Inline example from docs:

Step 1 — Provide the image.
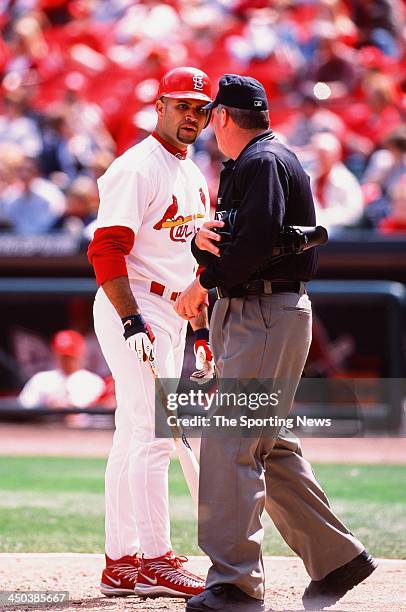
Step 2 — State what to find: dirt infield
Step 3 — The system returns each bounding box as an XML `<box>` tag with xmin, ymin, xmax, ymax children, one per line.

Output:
<box><xmin>1</xmin><ymin>423</ymin><xmax>406</xmax><ymax>464</ymax></box>
<box><xmin>1</xmin><ymin>425</ymin><xmax>405</xmax><ymax>610</ymax></box>
<box><xmin>0</xmin><ymin>554</ymin><xmax>404</xmax><ymax>611</ymax></box>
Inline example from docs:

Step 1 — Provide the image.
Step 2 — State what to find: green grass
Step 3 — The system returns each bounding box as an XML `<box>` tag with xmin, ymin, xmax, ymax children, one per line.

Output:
<box><xmin>0</xmin><ymin>457</ymin><xmax>405</xmax><ymax>558</ymax></box>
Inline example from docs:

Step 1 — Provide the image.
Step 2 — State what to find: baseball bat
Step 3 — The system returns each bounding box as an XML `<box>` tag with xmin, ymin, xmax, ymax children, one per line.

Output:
<box><xmin>153</xmin><ymin>371</ymin><xmax>199</xmax><ymax>508</ymax></box>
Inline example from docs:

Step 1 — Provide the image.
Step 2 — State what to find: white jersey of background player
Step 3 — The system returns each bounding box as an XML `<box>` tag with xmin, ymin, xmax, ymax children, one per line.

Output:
<box><xmin>88</xmin><ymin>67</ymin><xmax>214</xmax><ymax>600</ymax></box>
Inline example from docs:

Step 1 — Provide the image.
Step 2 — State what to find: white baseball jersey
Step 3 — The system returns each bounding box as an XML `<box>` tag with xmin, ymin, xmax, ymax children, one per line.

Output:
<box><xmin>96</xmin><ymin>134</ymin><xmax>210</xmax><ymax>292</ymax></box>
<box><xmin>19</xmin><ymin>369</ymin><xmax>105</xmax><ymax>408</ymax></box>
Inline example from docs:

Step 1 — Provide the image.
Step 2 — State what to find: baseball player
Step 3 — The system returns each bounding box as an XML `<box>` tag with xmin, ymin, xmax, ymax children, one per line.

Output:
<box><xmin>19</xmin><ymin>330</ymin><xmax>105</xmax><ymax>415</ymax></box>
<box><xmin>87</xmin><ymin>67</ymin><xmax>214</xmax><ymax>600</ymax></box>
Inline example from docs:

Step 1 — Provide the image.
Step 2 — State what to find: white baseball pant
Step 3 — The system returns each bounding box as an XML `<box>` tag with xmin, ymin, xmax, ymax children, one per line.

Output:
<box><xmin>93</xmin><ymin>280</ymin><xmax>187</xmax><ymax>559</ymax></box>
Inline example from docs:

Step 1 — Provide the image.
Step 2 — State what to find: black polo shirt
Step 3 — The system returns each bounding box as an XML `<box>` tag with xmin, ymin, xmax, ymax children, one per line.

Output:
<box><xmin>193</xmin><ymin>131</ymin><xmax>318</xmax><ymax>290</ymax></box>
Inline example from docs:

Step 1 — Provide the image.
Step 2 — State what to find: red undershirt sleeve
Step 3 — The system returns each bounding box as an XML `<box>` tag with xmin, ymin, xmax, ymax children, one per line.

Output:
<box><xmin>87</xmin><ymin>226</ymin><xmax>135</xmax><ymax>286</ymax></box>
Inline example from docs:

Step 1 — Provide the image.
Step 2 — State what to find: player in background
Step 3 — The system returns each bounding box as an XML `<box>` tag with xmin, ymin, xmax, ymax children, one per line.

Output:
<box><xmin>88</xmin><ymin>67</ymin><xmax>214</xmax><ymax>600</ymax></box>
<box><xmin>19</xmin><ymin>329</ymin><xmax>105</xmax><ymax>426</ymax></box>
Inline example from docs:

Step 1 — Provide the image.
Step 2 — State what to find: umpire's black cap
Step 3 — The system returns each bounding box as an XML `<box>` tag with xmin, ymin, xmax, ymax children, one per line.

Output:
<box><xmin>203</xmin><ymin>74</ymin><xmax>268</xmax><ymax>111</ymax></box>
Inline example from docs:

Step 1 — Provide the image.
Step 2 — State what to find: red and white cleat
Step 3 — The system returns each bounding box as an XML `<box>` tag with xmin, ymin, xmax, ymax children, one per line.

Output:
<box><xmin>100</xmin><ymin>553</ymin><xmax>140</xmax><ymax>597</ymax></box>
<box><xmin>135</xmin><ymin>550</ymin><xmax>205</xmax><ymax>599</ymax></box>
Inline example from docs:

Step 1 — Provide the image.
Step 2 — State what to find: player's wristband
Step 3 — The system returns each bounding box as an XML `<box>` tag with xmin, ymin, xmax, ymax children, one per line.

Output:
<box><xmin>194</xmin><ymin>328</ymin><xmax>210</xmax><ymax>342</ymax></box>
<box><xmin>121</xmin><ymin>314</ymin><xmax>146</xmax><ymax>340</ymax></box>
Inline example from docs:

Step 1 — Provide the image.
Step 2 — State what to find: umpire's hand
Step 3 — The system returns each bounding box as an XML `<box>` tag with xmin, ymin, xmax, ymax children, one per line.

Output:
<box><xmin>175</xmin><ymin>278</ymin><xmax>209</xmax><ymax>320</ymax></box>
<box><xmin>121</xmin><ymin>314</ymin><xmax>158</xmax><ymax>375</ymax></box>
<box><xmin>195</xmin><ymin>220</ymin><xmax>224</xmax><ymax>256</ymax></box>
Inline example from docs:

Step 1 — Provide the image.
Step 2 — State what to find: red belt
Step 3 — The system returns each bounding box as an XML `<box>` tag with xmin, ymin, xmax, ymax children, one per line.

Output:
<box><xmin>150</xmin><ymin>281</ymin><xmax>180</xmax><ymax>302</ymax></box>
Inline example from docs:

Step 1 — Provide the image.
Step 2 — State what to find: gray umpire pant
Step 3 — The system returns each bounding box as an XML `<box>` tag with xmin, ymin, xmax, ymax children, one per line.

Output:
<box><xmin>199</xmin><ymin>288</ymin><xmax>364</xmax><ymax>600</ymax></box>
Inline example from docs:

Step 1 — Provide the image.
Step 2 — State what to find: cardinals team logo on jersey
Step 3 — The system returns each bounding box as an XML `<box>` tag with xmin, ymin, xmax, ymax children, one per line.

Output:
<box><xmin>153</xmin><ymin>193</ymin><xmax>205</xmax><ymax>243</ymax></box>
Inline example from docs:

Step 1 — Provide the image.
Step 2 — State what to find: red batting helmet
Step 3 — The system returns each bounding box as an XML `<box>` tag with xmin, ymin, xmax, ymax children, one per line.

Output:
<box><xmin>157</xmin><ymin>67</ymin><xmax>212</xmax><ymax>103</ymax></box>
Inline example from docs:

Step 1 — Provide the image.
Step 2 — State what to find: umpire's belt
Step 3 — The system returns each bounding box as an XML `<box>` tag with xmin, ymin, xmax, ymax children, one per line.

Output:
<box><xmin>215</xmin><ymin>280</ymin><xmax>303</xmax><ymax>299</ymax></box>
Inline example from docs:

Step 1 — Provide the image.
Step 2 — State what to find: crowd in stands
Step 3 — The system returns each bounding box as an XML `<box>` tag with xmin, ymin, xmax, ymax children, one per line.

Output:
<box><xmin>0</xmin><ymin>0</ymin><xmax>405</xmax><ymax>239</ymax></box>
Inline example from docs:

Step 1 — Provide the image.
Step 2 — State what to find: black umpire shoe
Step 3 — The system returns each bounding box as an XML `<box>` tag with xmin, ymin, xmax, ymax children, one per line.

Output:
<box><xmin>302</xmin><ymin>549</ymin><xmax>378</xmax><ymax>610</ymax></box>
<box><xmin>186</xmin><ymin>584</ymin><xmax>265</xmax><ymax>611</ymax></box>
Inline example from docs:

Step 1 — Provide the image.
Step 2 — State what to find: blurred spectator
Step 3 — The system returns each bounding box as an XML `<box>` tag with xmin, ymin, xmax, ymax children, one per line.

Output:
<box><xmin>351</xmin><ymin>0</ymin><xmax>404</xmax><ymax>57</ymax></box>
<box><xmin>63</xmin><ymin>85</ymin><xmax>116</xmax><ymax>158</ymax></box>
<box><xmin>40</xmin><ymin>107</ymin><xmax>79</xmax><ymax>180</ymax></box>
<box><xmin>115</xmin><ymin>1</ymin><xmax>181</xmax><ymax>45</ymax></box>
<box><xmin>301</xmin><ymin>25</ymin><xmax>358</xmax><ymax>99</ymax></box>
<box><xmin>0</xmin><ymin>142</ymin><xmax>24</xmax><ymax>229</ymax></box>
<box><xmin>0</xmin><ymin>154</ymin><xmax>65</xmax><ymax>234</ymax></box>
<box><xmin>19</xmin><ymin>329</ymin><xmax>106</xmax><ymax>426</ymax></box>
<box><xmin>361</xmin><ymin>125</ymin><xmax>406</xmax><ymax>227</ymax></box>
<box><xmin>53</xmin><ymin>175</ymin><xmax>98</xmax><ymax>234</ymax></box>
<box><xmin>378</xmin><ymin>176</ymin><xmax>406</xmax><ymax>234</ymax></box>
<box><xmin>225</xmin><ymin>7</ymin><xmax>304</xmax><ymax>97</ymax></box>
<box><xmin>317</xmin><ymin>0</ymin><xmax>358</xmax><ymax>46</ymax></box>
<box><xmin>308</xmin><ymin>133</ymin><xmax>364</xmax><ymax>232</ymax></box>
<box><xmin>363</xmin><ymin>125</ymin><xmax>406</xmax><ymax>192</ymax></box>
<box><xmin>4</xmin><ymin>13</ymin><xmax>49</xmax><ymax>78</ymax></box>
<box><xmin>0</xmin><ymin>89</ymin><xmax>42</xmax><ymax>157</ymax></box>
<box><xmin>345</xmin><ymin>73</ymin><xmax>403</xmax><ymax>157</ymax></box>
<box><xmin>285</xmin><ymin>92</ymin><xmax>346</xmax><ymax>148</ymax></box>
<box><xmin>39</xmin><ymin>94</ymin><xmax>115</xmax><ymax>183</ymax></box>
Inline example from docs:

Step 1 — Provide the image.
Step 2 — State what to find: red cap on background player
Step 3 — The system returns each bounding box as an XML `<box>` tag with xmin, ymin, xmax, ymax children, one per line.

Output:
<box><xmin>157</xmin><ymin>67</ymin><xmax>212</xmax><ymax>103</ymax></box>
<box><xmin>52</xmin><ymin>330</ymin><xmax>85</xmax><ymax>357</ymax></box>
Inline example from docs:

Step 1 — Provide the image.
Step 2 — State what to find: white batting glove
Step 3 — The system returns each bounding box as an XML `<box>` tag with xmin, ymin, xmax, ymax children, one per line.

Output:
<box><xmin>122</xmin><ymin>314</ymin><xmax>158</xmax><ymax>376</ymax></box>
<box><xmin>190</xmin><ymin>329</ymin><xmax>215</xmax><ymax>384</ymax></box>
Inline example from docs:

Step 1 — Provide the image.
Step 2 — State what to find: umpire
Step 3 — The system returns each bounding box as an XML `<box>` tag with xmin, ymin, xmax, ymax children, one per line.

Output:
<box><xmin>175</xmin><ymin>75</ymin><xmax>376</xmax><ymax>612</ymax></box>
